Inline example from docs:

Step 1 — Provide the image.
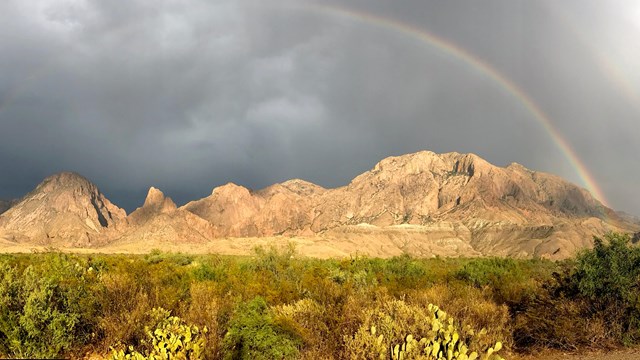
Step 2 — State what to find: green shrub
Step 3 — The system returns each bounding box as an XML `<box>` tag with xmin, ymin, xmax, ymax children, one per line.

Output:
<box><xmin>455</xmin><ymin>258</ymin><xmax>550</xmax><ymax>308</ymax></box>
<box><xmin>273</xmin><ymin>298</ymin><xmax>331</xmax><ymax>358</ymax></box>
<box><xmin>514</xmin><ymin>232</ymin><xmax>640</xmax><ymax>348</ymax></box>
<box><xmin>574</xmin><ymin>232</ymin><xmax>640</xmax><ymax>342</ymax></box>
<box><xmin>111</xmin><ymin>307</ymin><xmax>207</xmax><ymax>360</ymax></box>
<box><xmin>222</xmin><ymin>296</ymin><xmax>301</xmax><ymax>360</ymax></box>
<box><xmin>383</xmin><ymin>254</ymin><xmax>429</xmax><ymax>289</ymax></box>
<box><xmin>456</xmin><ymin>258</ymin><xmax>522</xmax><ymax>288</ymax></box>
<box><xmin>193</xmin><ymin>262</ymin><xmax>226</xmax><ymax>282</ymax></box>
<box><xmin>145</xmin><ymin>251</ymin><xmax>194</xmax><ymax>266</ymax></box>
<box><xmin>0</xmin><ymin>254</ymin><xmax>100</xmax><ymax>358</ymax></box>
<box><xmin>574</xmin><ymin>233</ymin><xmax>640</xmax><ymax>307</ymax></box>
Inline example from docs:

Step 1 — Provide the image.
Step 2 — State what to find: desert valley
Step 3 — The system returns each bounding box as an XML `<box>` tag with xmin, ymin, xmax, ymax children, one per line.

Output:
<box><xmin>3</xmin><ymin>1</ymin><xmax>640</xmax><ymax>358</ymax></box>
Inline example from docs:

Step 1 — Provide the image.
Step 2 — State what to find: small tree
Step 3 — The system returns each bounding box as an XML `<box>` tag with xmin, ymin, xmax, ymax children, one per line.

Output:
<box><xmin>573</xmin><ymin>232</ymin><xmax>640</xmax><ymax>343</ymax></box>
<box><xmin>574</xmin><ymin>232</ymin><xmax>640</xmax><ymax>308</ymax></box>
<box><xmin>222</xmin><ymin>297</ymin><xmax>301</xmax><ymax>360</ymax></box>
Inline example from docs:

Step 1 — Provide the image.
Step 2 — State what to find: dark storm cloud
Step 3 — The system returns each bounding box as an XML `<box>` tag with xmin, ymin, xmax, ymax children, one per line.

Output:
<box><xmin>0</xmin><ymin>0</ymin><xmax>639</xmax><ymax>214</ymax></box>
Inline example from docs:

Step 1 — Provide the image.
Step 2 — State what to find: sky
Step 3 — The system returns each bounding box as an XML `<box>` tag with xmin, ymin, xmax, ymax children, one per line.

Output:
<box><xmin>0</xmin><ymin>0</ymin><xmax>639</xmax><ymax>214</ymax></box>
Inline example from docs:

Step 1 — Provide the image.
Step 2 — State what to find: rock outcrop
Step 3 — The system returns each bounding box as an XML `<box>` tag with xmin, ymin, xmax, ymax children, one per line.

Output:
<box><xmin>180</xmin><ymin>151</ymin><xmax>635</xmax><ymax>258</ymax></box>
<box><xmin>113</xmin><ymin>187</ymin><xmax>216</xmax><ymax>246</ymax></box>
<box><xmin>0</xmin><ymin>172</ymin><xmax>126</xmax><ymax>246</ymax></box>
<box><xmin>182</xmin><ymin>180</ymin><xmax>322</xmax><ymax>237</ymax></box>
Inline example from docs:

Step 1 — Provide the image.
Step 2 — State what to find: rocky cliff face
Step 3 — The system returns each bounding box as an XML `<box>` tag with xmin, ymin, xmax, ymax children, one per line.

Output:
<box><xmin>0</xmin><ymin>152</ymin><xmax>636</xmax><ymax>258</ymax></box>
<box><xmin>113</xmin><ymin>187</ymin><xmax>216</xmax><ymax>246</ymax></box>
<box><xmin>182</xmin><ymin>180</ymin><xmax>322</xmax><ymax>237</ymax></box>
<box><xmin>0</xmin><ymin>172</ymin><xmax>127</xmax><ymax>246</ymax></box>
<box><xmin>180</xmin><ymin>151</ymin><xmax>633</xmax><ymax>257</ymax></box>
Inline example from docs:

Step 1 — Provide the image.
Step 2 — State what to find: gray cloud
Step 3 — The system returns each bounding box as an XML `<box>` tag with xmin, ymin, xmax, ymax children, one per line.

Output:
<box><xmin>0</xmin><ymin>0</ymin><xmax>639</xmax><ymax>215</ymax></box>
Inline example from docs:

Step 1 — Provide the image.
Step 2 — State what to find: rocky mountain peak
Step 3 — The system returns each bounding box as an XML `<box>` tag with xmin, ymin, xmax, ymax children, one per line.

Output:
<box><xmin>143</xmin><ymin>187</ymin><xmax>176</xmax><ymax>211</ymax></box>
<box><xmin>507</xmin><ymin>162</ymin><xmax>528</xmax><ymax>171</ymax></box>
<box><xmin>371</xmin><ymin>150</ymin><xmax>441</xmax><ymax>174</ymax></box>
<box><xmin>144</xmin><ymin>187</ymin><xmax>164</xmax><ymax>206</ymax></box>
<box><xmin>127</xmin><ymin>187</ymin><xmax>179</xmax><ymax>227</ymax></box>
<box><xmin>279</xmin><ymin>179</ymin><xmax>326</xmax><ymax>196</ymax></box>
<box><xmin>365</xmin><ymin>151</ymin><xmax>494</xmax><ymax>180</ymax></box>
<box><xmin>211</xmin><ymin>182</ymin><xmax>252</xmax><ymax>199</ymax></box>
<box><xmin>444</xmin><ymin>152</ymin><xmax>496</xmax><ymax>176</ymax></box>
<box><xmin>36</xmin><ymin>172</ymin><xmax>96</xmax><ymax>193</ymax></box>
<box><xmin>0</xmin><ymin>172</ymin><xmax>126</xmax><ymax>245</ymax></box>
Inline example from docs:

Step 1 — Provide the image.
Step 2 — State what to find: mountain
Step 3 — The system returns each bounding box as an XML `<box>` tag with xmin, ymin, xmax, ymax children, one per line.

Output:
<box><xmin>616</xmin><ymin>211</ymin><xmax>640</xmax><ymax>226</ymax></box>
<box><xmin>182</xmin><ymin>180</ymin><xmax>323</xmax><ymax>237</ymax></box>
<box><xmin>181</xmin><ymin>151</ymin><xmax>634</xmax><ymax>257</ymax></box>
<box><xmin>0</xmin><ymin>172</ymin><xmax>127</xmax><ymax>246</ymax></box>
<box><xmin>110</xmin><ymin>187</ymin><xmax>216</xmax><ymax>248</ymax></box>
<box><xmin>0</xmin><ymin>151</ymin><xmax>637</xmax><ymax>258</ymax></box>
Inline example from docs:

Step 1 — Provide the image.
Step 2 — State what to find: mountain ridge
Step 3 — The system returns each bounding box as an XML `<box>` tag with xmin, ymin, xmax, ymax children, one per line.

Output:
<box><xmin>0</xmin><ymin>151</ymin><xmax>636</xmax><ymax>258</ymax></box>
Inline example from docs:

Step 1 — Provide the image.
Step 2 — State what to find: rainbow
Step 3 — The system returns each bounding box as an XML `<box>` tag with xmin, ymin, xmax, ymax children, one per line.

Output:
<box><xmin>288</xmin><ymin>2</ymin><xmax>609</xmax><ymax>205</ymax></box>
<box><xmin>0</xmin><ymin>2</ymin><xmax>610</xmax><ymax>205</ymax></box>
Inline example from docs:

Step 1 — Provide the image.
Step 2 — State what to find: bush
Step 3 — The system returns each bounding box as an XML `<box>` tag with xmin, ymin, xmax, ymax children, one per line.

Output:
<box><xmin>273</xmin><ymin>298</ymin><xmax>331</xmax><ymax>359</ymax></box>
<box><xmin>192</xmin><ymin>262</ymin><xmax>226</xmax><ymax>282</ymax></box>
<box><xmin>183</xmin><ymin>282</ymin><xmax>222</xmax><ymax>359</ymax></box>
<box><xmin>145</xmin><ymin>250</ymin><xmax>194</xmax><ymax>266</ymax></box>
<box><xmin>574</xmin><ymin>233</ymin><xmax>640</xmax><ymax>307</ymax></box>
<box><xmin>573</xmin><ymin>232</ymin><xmax>640</xmax><ymax>343</ymax></box>
<box><xmin>382</xmin><ymin>254</ymin><xmax>429</xmax><ymax>289</ymax></box>
<box><xmin>456</xmin><ymin>258</ymin><xmax>551</xmax><ymax>308</ymax></box>
<box><xmin>514</xmin><ymin>232</ymin><xmax>640</xmax><ymax>348</ymax></box>
<box><xmin>111</xmin><ymin>307</ymin><xmax>207</xmax><ymax>360</ymax></box>
<box><xmin>513</xmin><ymin>294</ymin><xmax>609</xmax><ymax>350</ymax></box>
<box><xmin>456</xmin><ymin>258</ymin><xmax>522</xmax><ymax>288</ymax></box>
<box><xmin>0</xmin><ymin>254</ymin><xmax>100</xmax><ymax>358</ymax></box>
<box><xmin>97</xmin><ymin>269</ymin><xmax>154</xmax><ymax>351</ymax></box>
<box><xmin>222</xmin><ymin>297</ymin><xmax>301</xmax><ymax>360</ymax></box>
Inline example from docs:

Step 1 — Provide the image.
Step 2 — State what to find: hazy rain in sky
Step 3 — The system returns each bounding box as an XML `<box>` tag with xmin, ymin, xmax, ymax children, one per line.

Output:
<box><xmin>0</xmin><ymin>0</ymin><xmax>639</xmax><ymax>214</ymax></box>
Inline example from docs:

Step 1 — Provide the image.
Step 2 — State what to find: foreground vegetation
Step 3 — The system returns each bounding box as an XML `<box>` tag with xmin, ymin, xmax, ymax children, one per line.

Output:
<box><xmin>0</xmin><ymin>233</ymin><xmax>638</xmax><ymax>359</ymax></box>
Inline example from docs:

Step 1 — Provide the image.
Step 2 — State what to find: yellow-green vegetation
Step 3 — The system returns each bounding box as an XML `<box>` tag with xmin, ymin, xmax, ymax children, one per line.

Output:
<box><xmin>0</xmin><ymin>232</ymin><xmax>638</xmax><ymax>359</ymax></box>
<box><xmin>110</xmin><ymin>307</ymin><xmax>207</xmax><ymax>360</ymax></box>
<box><xmin>344</xmin><ymin>301</ymin><xmax>504</xmax><ymax>360</ymax></box>
<box><xmin>514</xmin><ymin>232</ymin><xmax>640</xmax><ymax>349</ymax></box>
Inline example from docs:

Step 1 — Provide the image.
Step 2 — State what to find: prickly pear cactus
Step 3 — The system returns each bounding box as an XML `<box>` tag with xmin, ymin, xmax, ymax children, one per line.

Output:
<box><xmin>110</xmin><ymin>307</ymin><xmax>208</xmax><ymax>360</ymax></box>
<box><xmin>388</xmin><ymin>304</ymin><xmax>504</xmax><ymax>360</ymax></box>
<box><xmin>345</xmin><ymin>301</ymin><xmax>505</xmax><ymax>360</ymax></box>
